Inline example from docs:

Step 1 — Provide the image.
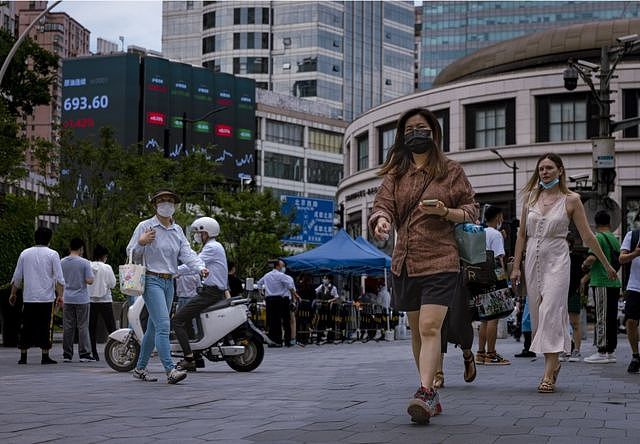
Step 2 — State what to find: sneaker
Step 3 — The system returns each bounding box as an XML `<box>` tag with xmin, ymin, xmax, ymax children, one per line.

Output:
<box><xmin>627</xmin><ymin>357</ymin><xmax>640</xmax><ymax>373</ymax></box>
<box><xmin>41</xmin><ymin>356</ymin><xmax>58</xmax><ymax>365</ymax></box>
<box><xmin>132</xmin><ymin>367</ymin><xmax>158</xmax><ymax>382</ymax></box>
<box><xmin>558</xmin><ymin>353</ymin><xmax>570</xmax><ymax>362</ymax></box>
<box><xmin>514</xmin><ymin>350</ymin><xmax>536</xmax><ymax>358</ymax></box>
<box><xmin>607</xmin><ymin>353</ymin><xmax>617</xmax><ymax>363</ymax></box>
<box><xmin>485</xmin><ymin>352</ymin><xmax>511</xmax><ymax>365</ymax></box>
<box><xmin>79</xmin><ymin>355</ymin><xmax>97</xmax><ymax>363</ymax></box>
<box><xmin>583</xmin><ymin>352</ymin><xmax>609</xmax><ymax>364</ymax></box>
<box><xmin>176</xmin><ymin>359</ymin><xmax>196</xmax><ymax>372</ymax></box>
<box><xmin>407</xmin><ymin>386</ymin><xmax>441</xmax><ymax>424</ymax></box>
<box><xmin>475</xmin><ymin>351</ymin><xmax>486</xmax><ymax>365</ymax></box>
<box><xmin>568</xmin><ymin>351</ymin><xmax>582</xmax><ymax>362</ymax></box>
<box><xmin>167</xmin><ymin>367</ymin><xmax>187</xmax><ymax>384</ymax></box>
<box><xmin>63</xmin><ymin>356</ymin><xmax>72</xmax><ymax>363</ymax></box>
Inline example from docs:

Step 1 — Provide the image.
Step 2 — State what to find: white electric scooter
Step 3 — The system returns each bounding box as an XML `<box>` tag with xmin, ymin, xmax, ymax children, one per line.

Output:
<box><xmin>105</xmin><ymin>295</ymin><xmax>269</xmax><ymax>373</ymax></box>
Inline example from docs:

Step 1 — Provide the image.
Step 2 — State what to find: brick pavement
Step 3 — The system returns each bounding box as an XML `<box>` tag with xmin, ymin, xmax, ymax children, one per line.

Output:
<box><xmin>0</xmin><ymin>332</ymin><xmax>638</xmax><ymax>443</ymax></box>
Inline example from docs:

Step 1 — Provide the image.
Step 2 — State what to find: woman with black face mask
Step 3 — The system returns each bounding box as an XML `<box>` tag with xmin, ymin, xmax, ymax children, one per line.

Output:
<box><xmin>368</xmin><ymin>108</ymin><xmax>479</xmax><ymax>425</ymax></box>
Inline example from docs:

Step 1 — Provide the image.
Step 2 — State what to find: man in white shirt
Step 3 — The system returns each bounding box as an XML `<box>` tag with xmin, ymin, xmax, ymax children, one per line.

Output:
<box><xmin>10</xmin><ymin>227</ymin><xmax>65</xmax><ymax>365</ymax></box>
<box><xmin>477</xmin><ymin>206</ymin><xmax>511</xmax><ymax>366</ymax></box>
<box><xmin>620</xmin><ymin>228</ymin><xmax>640</xmax><ymax>373</ymax></box>
<box><xmin>88</xmin><ymin>245</ymin><xmax>117</xmax><ymax>361</ymax></box>
<box><xmin>257</xmin><ymin>260</ymin><xmax>295</xmax><ymax>347</ymax></box>
<box><xmin>174</xmin><ymin>217</ymin><xmax>230</xmax><ymax>371</ymax></box>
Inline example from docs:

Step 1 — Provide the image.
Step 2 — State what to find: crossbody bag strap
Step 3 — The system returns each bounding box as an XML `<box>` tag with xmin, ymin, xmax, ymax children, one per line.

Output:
<box><xmin>397</xmin><ymin>174</ymin><xmax>434</xmax><ymax>227</ymax></box>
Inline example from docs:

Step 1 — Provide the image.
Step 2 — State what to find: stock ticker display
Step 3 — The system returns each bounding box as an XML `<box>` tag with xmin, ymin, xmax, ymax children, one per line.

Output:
<box><xmin>62</xmin><ymin>53</ymin><xmax>256</xmax><ymax>181</ymax></box>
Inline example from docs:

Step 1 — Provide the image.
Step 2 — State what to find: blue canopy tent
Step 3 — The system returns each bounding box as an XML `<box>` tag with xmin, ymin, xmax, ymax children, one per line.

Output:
<box><xmin>283</xmin><ymin>229</ymin><xmax>389</xmax><ymax>276</ymax></box>
<box><xmin>354</xmin><ymin>236</ymin><xmax>391</xmax><ymax>268</ymax></box>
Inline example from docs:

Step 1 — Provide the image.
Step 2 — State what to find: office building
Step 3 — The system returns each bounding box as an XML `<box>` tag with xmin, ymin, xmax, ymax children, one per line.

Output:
<box><xmin>418</xmin><ymin>1</ymin><xmax>640</xmax><ymax>89</ymax></box>
<box><xmin>162</xmin><ymin>0</ymin><xmax>414</xmax><ymax>121</ymax></box>
<box><xmin>339</xmin><ymin>19</ymin><xmax>640</xmax><ymax>250</ymax></box>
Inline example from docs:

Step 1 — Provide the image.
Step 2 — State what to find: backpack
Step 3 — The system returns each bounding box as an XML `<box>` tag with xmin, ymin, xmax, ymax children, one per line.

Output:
<box><xmin>622</xmin><ymin>229</ymin><xmax>640</xmax><ymax>293</ymax></box>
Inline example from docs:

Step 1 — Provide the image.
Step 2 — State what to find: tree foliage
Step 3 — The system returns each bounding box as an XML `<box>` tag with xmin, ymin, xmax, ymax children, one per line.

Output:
<box><xmin>212</xmin><ymin>189</ymin><xmax>295</xmax><ymax>280</ymax></box>
<box><xmin>49</xmin><ymin>128</ymin><xmax>295</xmax><ymax>282</ymax></box>
<box><xmin>0</xmin><ymin>194</ymin><xmax>44</xmax><ymax>288</ymax></box>
<box><xmin>0</xmin><ymin>29</ymin><xmax>59</xmax><ymax>182</ymax></box>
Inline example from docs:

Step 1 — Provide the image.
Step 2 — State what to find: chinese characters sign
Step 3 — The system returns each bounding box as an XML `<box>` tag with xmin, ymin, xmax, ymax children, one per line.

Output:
<box><xmin>281</xmin><ymin>196</ymin><xmax>335</xmax><ymax>245</ymax></box>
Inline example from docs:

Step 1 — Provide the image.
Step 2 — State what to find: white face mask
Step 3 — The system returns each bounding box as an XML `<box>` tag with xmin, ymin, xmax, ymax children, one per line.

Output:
<box><xmin>193</xmin><ymin>232</ymin><xmax>202</xmax><ymax>244</ymax></box>
<box><xmin>322</xmin><ymin>279</ymin><xmax>329</xmax><ymax>285</ymax></box>
<box><xmin>156</xmin><ymin>202</ymin><xmax>175</xmax><ymax>218</ymax></box>
<box><xmin>280</xmin><ymin>266</ymin><xmax>286</xmax><ymax>274</ymax></box>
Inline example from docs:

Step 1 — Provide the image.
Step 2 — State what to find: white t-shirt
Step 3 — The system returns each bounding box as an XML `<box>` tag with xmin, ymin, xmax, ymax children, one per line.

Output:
<box><xmin>88</xmin><ymin>261</ymin><xmax>117</xmax><ymax>303</ymax></box>
<box><xmin>11</xmin><ymin>246</ymin><xmax>65</xmax><ymax>303</ymax></box>
<box><xmin>485</xmin><ymin>226</ymin><xmax>505</xmax><ymax>259</ymax></box>
<box><xmin>621</xmin><ymin>230</ymin><xmax>640</xmax><ymax>292</ymax></box>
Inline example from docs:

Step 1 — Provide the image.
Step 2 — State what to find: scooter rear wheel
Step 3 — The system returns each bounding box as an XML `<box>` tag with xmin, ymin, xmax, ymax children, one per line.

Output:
<box><xmin>105</xmin><ymin>338</ymin><xmax>140</xmax><ymax>372</ymax></box>
<box><xmin>226</xmin><ymin>335</ymin><xmax>264</xmax><ymax>372</ymax></box>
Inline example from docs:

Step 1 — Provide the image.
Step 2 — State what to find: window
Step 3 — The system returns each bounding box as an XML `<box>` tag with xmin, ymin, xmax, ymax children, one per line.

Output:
<box><xmin>186</xmin><ymin>1</ymin><xmax>194</xmax><ymax>10</ymax></box>
<box><xmin>297</xmin><ymin>57</ymin><xmax>317</xmax><ymax>73</ymax></box>
<box><xmin>265</xmin><ymin>119</ymin><xmax>304</xmax><ymax>146</ymax></box>
<box><xmin>433</xmin><ymin>108</ymin><xmax>450</xmax><ymax>152</ymax></box>
<box><xmin>202</xmin><ymin>36</ymin><xmax>215</xmax><ymax>54</ymax></box>
<box><xmin>357</xmin><ymin>134</ymin><xmax>369</xmax><ymax>171</ymax></box>
<box><xmin>465</xmin><ymin>99</ymin><xmax>515</xmax><ymax>149</ymax></box>
<box><xmin>247</xmin><ymin>8</ymin><xmax>255</xmax><ymax>24</ymax></box>
<box><xmin>309</xmin><ymin>128</ymin><xmax>342</xmax><ymax>154</ymax></box>
<box><xmin>202</xmin><ymin>60</ymin><xmax>219</xmax><ymax>72</ymax></box>
<box><xmin>536</xmin><ymin>93</ymin><xmax>597</xmax><ymax>142</ymax></box>
<box><xmin>247</xmin><ymin>32</ymin><xmax>255</xmax><ymax>49</ymax></box>
<box><xmin>378</xmin><ymin>123</ymin><xmax>396</xmax><ymax>164</ymax></box>
<box><xmin>622</xmin><ymin>89</ymin><xmax>640</xmax><ymax>138</ymax></box>
<box><xmin>203</xmin><ymin>11</ymin><xmax>215</xmax><ymax>29</ymax></box>
<box><xmin>262</xmin><ymin>7</ymin><xmax>270</xmax><ymax>24</ymax></box>
<box><xmin>307</xmin><ymin>159</ymin><xmax>343</xmax><ymax>186</ymax></box>
<box><xmin>293</xmin><ymin>80</ymin><xmax>316</xmax><ymax>97</ymax></box>
<box><xmin>233</xmin><ymin>57</ymin><xmax>268</xmax><ymax>74</ymax></box>
<box><xmin>263</xmin><ymin>152</ymin><xmax>303</xmax><ymax>181</ymax></box>
<box><xmin>233</xmin><ymin>33</ymin><xmax>240</xmax><ymax>49</ymax></box>
<box><xmin>233</xmin><ymin>8</ymin><xmax>241</xmax><ymax>24</ymax></box>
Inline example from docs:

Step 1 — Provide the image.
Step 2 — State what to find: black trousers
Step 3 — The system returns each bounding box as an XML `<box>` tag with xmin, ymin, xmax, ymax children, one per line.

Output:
<box><xmin>173</xmin><ymin>286</ymin><xmax>225</xmax><ymax>356</ymax></box>
<box><xmin>265</xmin><ymin>296</ymin><xmax>291</xmax><ymax>345</ymax></box>
<box><xmin>594</xmin><ymin>286</ymin><xmax>619</xmax><ymax>353</ymax></box>
<box><xmin>89</xmin><ymin>302</ymin><xmax>117</xmax><ymax>358</ymax></box>
<box><xmin>19</xmin><ymin>302</ymin><xmax>55</xmax><ymax>350</ymax></box>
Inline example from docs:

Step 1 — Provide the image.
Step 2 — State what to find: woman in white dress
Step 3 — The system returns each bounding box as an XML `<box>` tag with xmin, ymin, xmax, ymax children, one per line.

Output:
<box><xmin>510</xmin><ymin>153</ymin><xmax>616</xmax><ymax>393</ymax></box>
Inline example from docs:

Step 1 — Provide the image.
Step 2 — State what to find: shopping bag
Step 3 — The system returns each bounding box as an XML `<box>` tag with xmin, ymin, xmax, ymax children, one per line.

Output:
<box><xmin>462</xmin><ymin>250</ymin><xmax>497</xmax><ymax>288</ymax></box>
<box><xmin>469</xmin><ymin>287</ymin><xmax>514</xmax><ymax>321</ymax></box>
<box><xmin>455</xmin><ymin>223</ymin><xmax>487</xmax><ymax>264</ymax></box>
<box><xmin>119</xmin><ymin>251</ymin><xmax>146</xmax><ymax>297</ymax></box>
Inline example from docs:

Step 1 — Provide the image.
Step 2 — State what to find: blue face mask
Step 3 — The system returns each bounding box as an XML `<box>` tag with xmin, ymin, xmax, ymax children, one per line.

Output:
<box><xmin>539</xmin><ymin>177</ymin><xmax>560</xmax><ymax>190</ymax></box>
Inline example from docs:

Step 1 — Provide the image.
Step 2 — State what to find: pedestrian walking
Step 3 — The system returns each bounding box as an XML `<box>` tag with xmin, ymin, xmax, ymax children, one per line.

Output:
<box><xmin>619</xmin><ymin>226</ymin><xmax>640</xmax><ymax>373</ymax></box>
<box><xmin>88</xmin><ymin>245</ymin><xmax>117</xmax><ymax>361</ymax></box>
<box><xmin>127</xmin><ymin>189</ymin><xmax>208</xmax><ymax>384</ymax></box>
<box><xmin>476</xmin><ymin>205</ymin><xmax>510</xmax><ymax>366</ymax></box>
<box><xmin>174</xmin><ymin>217</ymin><xmax>229</xmax><ymax>372</ymax></box>
<box><xmin>582</xmin><ymin>211</ymin><xmax>622</xmax><ymax>364</ymax></box>
<box><xmin>61</xmin><ymin>238</ymin><xmax>95</xmax><ymax>363</ymax></box>
<box><xmin>256</xmin><ymin>260</ymin><xmax>295</xmax><ymax>347</ymax></box>
<box><xmin>369</xmin><ymin>107</ymin><xmax>478</xmax><ymax>424</ymax></box>
<box><xmin>510</xmin><ymin>153</ymin><xmax>617</xmax><ymax>393</ymax></box>
<box><xmin>9</xmin><ymin>227</ymin><xmax>64</xmax><ymax>365</ymax></box>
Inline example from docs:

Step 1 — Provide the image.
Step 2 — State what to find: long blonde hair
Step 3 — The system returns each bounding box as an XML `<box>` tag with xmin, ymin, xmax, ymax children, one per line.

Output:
<box><xmin>522</xmin><ymin>152</ymin><xmax>570</xmax><ymax>205</ymax></box>
<box><xmin>378</xmin><ymin>108</ymin><xmax>448</xmax><ymax>179</ymax></box>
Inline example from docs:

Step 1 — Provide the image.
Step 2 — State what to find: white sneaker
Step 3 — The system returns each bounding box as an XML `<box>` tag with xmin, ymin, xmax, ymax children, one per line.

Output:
<box><xmin>558</xmin><ymin>353</ymin><xmax>570</xmax><ymax>362</ymax></box>
<box><xmin>568</xmin><ymin>351</ymin><xmax>581</xmax><ymax>362</ymax></box>
<box><xmin>166</xmin><ymin>367</ymin><xmax>187</xmax><ymax>384</ymax></box>
<box><xmin>607</xmin><ymin>353</ymin><xmax>617</xmax><ymax>363</ymax></box>
<box><xmin>584</xmin><ymin>352</ymin><xmax>609</xmax><ymax>364</ymax></box>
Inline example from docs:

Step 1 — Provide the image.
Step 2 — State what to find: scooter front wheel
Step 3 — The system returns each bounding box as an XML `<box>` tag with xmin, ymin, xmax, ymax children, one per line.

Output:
<box><xmin>104</xmin><ymin>338</ymin><xmax>140</xmax><ymax>372</ymax></box>
<box><xmin>226</xmin><ymin>335</ymin><xmax>264</xmax><ymax>372</ymax></box>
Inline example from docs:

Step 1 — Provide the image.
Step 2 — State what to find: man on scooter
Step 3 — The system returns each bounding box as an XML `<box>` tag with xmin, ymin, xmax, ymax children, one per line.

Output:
<box><xmin>174</xmin><ymin>217</ymin><xmax>230</xmax><ymax>371</ymax></box>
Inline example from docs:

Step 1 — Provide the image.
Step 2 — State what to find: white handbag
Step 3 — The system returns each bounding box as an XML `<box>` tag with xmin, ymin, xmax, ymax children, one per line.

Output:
<box><xmin>119</xmin><ymin>251</ymin><xmax>146</xmax><ymax>297</ymax></box>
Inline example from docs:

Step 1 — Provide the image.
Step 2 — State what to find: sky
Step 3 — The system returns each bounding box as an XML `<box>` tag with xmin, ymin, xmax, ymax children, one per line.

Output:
<box><xmin>53</xmin><ymin>0</ymin><xmax>162</xmax><ymax>53</ymax></box>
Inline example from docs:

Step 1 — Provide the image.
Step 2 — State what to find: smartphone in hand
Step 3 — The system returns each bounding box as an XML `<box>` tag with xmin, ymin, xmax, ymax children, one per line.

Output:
<box><xmin>421</xmin><ymin>199</ymin><xmax>439</xmax><ymax>206</ymax></box>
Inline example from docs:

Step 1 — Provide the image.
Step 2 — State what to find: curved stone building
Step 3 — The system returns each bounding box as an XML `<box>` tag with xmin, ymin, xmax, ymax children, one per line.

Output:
<box><xmin>337</xmin><ymin>19</ymin><xmax>640</xmax><ymax>253</ymax></box>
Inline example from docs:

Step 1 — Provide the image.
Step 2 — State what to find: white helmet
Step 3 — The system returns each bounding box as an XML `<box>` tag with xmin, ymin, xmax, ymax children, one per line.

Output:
<box><xmin>191</xmin><ymin>216</ymin><xmax>220</xmax><ymax>237</ymax></box>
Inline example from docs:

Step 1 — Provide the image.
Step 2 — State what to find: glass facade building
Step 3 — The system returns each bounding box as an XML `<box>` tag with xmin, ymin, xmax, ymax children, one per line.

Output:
<box><xmin>419</xmin><ymin>1</ymin><xmax>640</xmax><ymax>89</ymax></box>
<box><xmin>162</xmin><ymin>1</ymin><xmax>414</xmax><ymax>121</ymax></box>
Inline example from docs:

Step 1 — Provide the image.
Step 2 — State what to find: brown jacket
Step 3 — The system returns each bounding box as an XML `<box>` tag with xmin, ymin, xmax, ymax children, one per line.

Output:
<box><xmin>368</xmin><ymin>158</ymin><xmax>479</xmax><ymax>277</ymax></box>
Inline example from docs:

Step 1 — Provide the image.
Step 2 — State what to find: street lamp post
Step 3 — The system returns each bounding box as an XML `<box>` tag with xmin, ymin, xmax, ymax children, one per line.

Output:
<box><xmin>562</xmin><ymin>35</ymin><xmax>640</xmax><ymax>199</ymax></box>
<box><xmin>177</xmin><ymin>106</ymin><xmax>227</xmax><ymax>156</ymax></box>
<box><xmin>0</xmin><ymin>0</ymin><xmax>62</xmax><ymax>87</ymax></box>
<box><xmin>491</xmin><ymin>148</ymin><xmax>519</xmax><ymax>255</ymax></box>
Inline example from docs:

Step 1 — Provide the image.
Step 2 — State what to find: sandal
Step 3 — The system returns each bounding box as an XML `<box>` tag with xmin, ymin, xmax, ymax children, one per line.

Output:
<box><xmin>463</xmin><ymin>351</ymin><xmax>477</xmax><ymax>383</ymax></box>
<box><xmin>433</xmin><ymin>371</ymin><xmax>445</xmax><ymax>388</ymax></box>
<box><xmin>537</xmin><ymin>378</ymin><xmax>555</xmax><ymax>393</ymax></box>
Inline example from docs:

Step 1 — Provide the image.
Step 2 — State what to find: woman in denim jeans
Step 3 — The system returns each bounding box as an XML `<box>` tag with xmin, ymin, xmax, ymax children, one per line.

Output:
<box><xmin>126</xmin><ymin>189</ymin><xmax>208</xmax><ymax>384</ymax></box>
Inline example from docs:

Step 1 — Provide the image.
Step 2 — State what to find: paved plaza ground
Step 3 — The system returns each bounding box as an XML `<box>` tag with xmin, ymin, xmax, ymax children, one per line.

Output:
<box><xmin>0</xmin><ymin>332</ymin><xmax>639</xmax><ymax>443</ymax></box>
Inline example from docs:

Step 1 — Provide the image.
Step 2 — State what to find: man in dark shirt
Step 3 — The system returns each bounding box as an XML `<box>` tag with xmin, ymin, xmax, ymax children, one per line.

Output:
<box><xmin>227</xmin><ymin>261</ymin><xmax>243</xmax><ymax>297</ymax></box>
